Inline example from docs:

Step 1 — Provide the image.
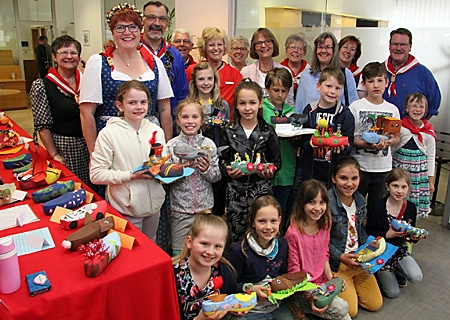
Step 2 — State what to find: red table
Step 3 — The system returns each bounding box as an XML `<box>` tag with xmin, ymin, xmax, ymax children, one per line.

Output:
<box><xmin>0</xmin><ymin>121</ymin><xmax>180</xmax><ymax>319</ymax></box>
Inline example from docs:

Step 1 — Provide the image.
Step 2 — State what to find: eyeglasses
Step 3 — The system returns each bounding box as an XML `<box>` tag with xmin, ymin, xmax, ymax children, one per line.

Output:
<box><xmin>144</xmin><ymin>15</ymin><xmax>168</xmax><ymax>23</ymax></box>
<box><xmin>173</xmin><ymin>39</ymin><xmax>191</xmax><ymax>45</ymax></box>
<box><xmin>317</xmin><ymin>45</ymin><xmax>333</xmax><ymax>51</ymax></box>
<box><xmin>57</xmin><ymin>51</ymin><xmax>79</xmax><ymax>57</ymax></box>
<box><xmin>288</xmin><ymin>45</ymin><xmax>304</xmax><ymax>52</ymax></box>
<box><xmin>113</xmin><ymin>24</ymin><xmax>140</xmax><ymax>33</ymax></box>
<box><xmin>341</xmin><ymin>45</ymin><xmax>356</xmax><ymax>52</ymax></box>
<box><xmin>231</xmin><ymin>47</ymin><xmax>248</xmax><ymax>52</ymax></box>
<box><xmin>390</xmin><ymin>42</ymin><xmax>410</xmax><ymax>48</ymax></box>
<box><xmin>254</xmin><ymin>39</ymin><xmax>273</xmax><ymax>48</ymax></box>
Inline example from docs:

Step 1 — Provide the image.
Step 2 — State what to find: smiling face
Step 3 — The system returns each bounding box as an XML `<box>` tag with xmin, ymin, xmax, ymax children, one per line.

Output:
<box><xmin>172</xmin><ymin>32</ymin><xmax>193</xmax><ymax>61</ymax></box>
<box><xmin>286</xmin><ymin>40</ymin><xmax>306</xmax><ymax>64</ymax></box>
<box><xmin>229</xmin><ymin>41</ymin><xmax>249</xmax><ymax>66</ymax></box>
<box><xmin>115</xmin><ymin>88</ymin><xmax>148</xmax><ymax>127</ymax></box>
<box><xmin>339</xmin><ymin>40</ymin><xmax>357</xmax><ymax>67</ymax></box>
<box><xmin>112</xmin><ymin>19</ymin><xmax>141</xmax><ymax>49</ymax></box>
<box><xmin>235</xmin><ymin>89</ymin><xmax>262</xmax><ymax>126</ymax></box>
<box><xmin>316</xmin><ymin>37</ymin><xmax>334</xmax><ymax>68</ymax></box>
<box><xmin>304</xmin><ymin>193</ymin><xmax>327</xmax><ymax>224</ymax></box>
<box><xmin>195</xmin><ymin>68</ymin><xmax>215</xmax><ymax>97</ymax></box>
<box><xmin>143</xmin><ymin>5</ymin><xmax>168</xmax><ymax>42</ymax></box>
<box><xmin>205</xmin><ymin>38</ymin><xmax>225</xmax><ymax>64</ymax></box>
<box><xmin>187</xmin><ymin>227</ymin><xmax>226</xmax><ymax>268</ymax></box>
<box><xmin>404</xmin><ymin>97</ymin><xmax>427</xmax><ymax>121</ymax></box>
<box><xmin>176</xmin><ymin>102</ymin><xmax>203</xmax><ymax>136</ymax></box>
<box><xmin>317</xmin><ymin>76</ymin><xmax>342</xmax><ymax>108</ymax></box>
<box><xmin>389</xmin><ymin>33</ymin><xmax>412</xmax><ymax>67</ymax></box>
<box><xmin>254</xmin><ymin>34</ymin><xmax>274</xmax><ymax>60</ymax></box>
<box><xmin>267</xmin><ymin>79</ymin><xmax>289</xmax><ymax>110</ymax></box>
<box><xmin>332</xmin><ymin>164</ymin><xmax>360</xmax><ymax>206</ymax></box>
<box><xmin>387</xmin><ymin>179</ymin><xmax>410</xmax><ymax>201</ymax></box>
<box><xmin>253</xmin><ymin>205</ymin><xmax>281</xmax><ymax>248</ymax></box>
<box><xmin>53</xmin><ymin>43</ymin><xmax>80</xmax><ymax>72</ymax></box>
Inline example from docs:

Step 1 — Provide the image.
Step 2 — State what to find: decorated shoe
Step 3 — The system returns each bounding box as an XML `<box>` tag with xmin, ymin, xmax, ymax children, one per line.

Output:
<box><xmin>3</xmin><ymin>153</ymin><xmax>32</xmax><ymax>169</ymax></box>
<box><xmin>32</xmin><ymin>180</ymin><xmax>75</xmax><ymax>203</ymax></box>
<box><xmin>42</xmin><ymin>188</ymin><xmax>86</xmax><ymax>215</ymax></box>
<box><xmin>60</xmin><ymin>201</ymin><xmax>107</xmax><ymax>230</ymax></box>
<box><xmin>313</xmin><ymin>277</ymin><xmax>343</xmax><ymax>309</ymax></box>
<box><xmin>202</xmin><ymin>292</ymin><xmax>257</xmax><ymax>316</ymax></box>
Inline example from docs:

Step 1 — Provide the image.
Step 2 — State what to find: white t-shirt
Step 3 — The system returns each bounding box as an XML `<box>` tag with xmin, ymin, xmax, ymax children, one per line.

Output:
<box><xmin>349</xmin><ymin>98</ymin><xmax>400</xmax><ymax>172</ymax></box>
<box><xmin>343</xmin><ymin>200</ymin><xmax>358</xmax><ymax>253</ymax></box>
<box><xmin>79</xmin><ymin>53</ymin><xmax>173</xmax><ymax>104</ymax></box>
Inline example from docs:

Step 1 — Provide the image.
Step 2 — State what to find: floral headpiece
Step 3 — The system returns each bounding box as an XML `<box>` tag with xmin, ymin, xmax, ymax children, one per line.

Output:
<box><xmin>105</xmin><ymin>3</ymin><xmax>144</xmax><ymax>27</ymax></box>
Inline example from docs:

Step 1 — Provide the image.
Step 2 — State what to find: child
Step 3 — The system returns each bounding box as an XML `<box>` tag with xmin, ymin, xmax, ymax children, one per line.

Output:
<box><xmin>392</xmin><ymin>93</ymin><xmax>436</xmax><ymax>218</ymax></box>
<box><xmin>173</xmin><ymin>213</ymin><xmax>237</xmax><ymax>320</ymax></box>
<box><xmin>365</xmin><ymin>168</ymin><xmax>423</xmax><ymax>298</ymax></box>
<box><xmin>187</xmin><ymin>62</ymin><xmax>231</xmax><ymax>217</ymax></box>
<box><xmin>285</xmin><ymin>179</ymin><xmax>351</xmax><ymax>320</ymax></box>
<box><xmin>90</xmin><ymin>80</ymin><xmax>165</xmax><ymax>241</ymax></box>
<box><xmin>167</xmin><ymin>100</ymin><xmax>221</xmax><ymax>255</ymax></box>
<box><xmin>295</xmin><ymin>67</ymin><xmax>354</xmax><ymax>187</ymax></box>
<box><xmin>262</xmin><ymin>68</ymin><xmax>296</xmax><ymax>232</ymax></box>
<box><xmin>219</xmin><ymin>79</ymin><xmax>281</xmax><ymax>245</ymax></box>
<box><xmin>328</xmin><ymin>156</ymin><xmax>382</xmax><ymax>317</ymax></box>
<box><xmin>349</xmin><ymin>62</ymin><xmax>400</xmax><ymax>213</ymax></box>
<box><xmin>227</xmin><ymin>195</ymin><xmax>295</xmax><ymax>319</ymax></box>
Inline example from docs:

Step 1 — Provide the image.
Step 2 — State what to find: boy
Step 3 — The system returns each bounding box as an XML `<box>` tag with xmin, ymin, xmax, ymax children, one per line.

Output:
<box><xmin>295</xmin><ymin>67</ymin><xmax>355</xmax><ymax>186</ymax></box>
<box><xmin>262</xmin><ymin>67</ymin><xmax>295</xmax><ymax>231</ymax></box>
<box><xmin>350</xmin><ymin>62</ymin><xmax>400</xmax><ymax>212</ymax></box>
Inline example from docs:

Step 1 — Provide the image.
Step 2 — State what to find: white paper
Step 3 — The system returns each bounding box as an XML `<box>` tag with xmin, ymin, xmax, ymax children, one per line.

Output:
<box><xmin>0</xmin><ymin>204</ymin><xmax>39</xmax><ymax>231</ymax></box>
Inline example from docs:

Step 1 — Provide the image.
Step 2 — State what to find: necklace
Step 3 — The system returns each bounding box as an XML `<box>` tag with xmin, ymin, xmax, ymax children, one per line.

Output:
<box><xmin>115</xmin><ymin>51</ymin><xmax>138</xmax><ymax>67</ymax></box>
<box><xmin>259</xmin><ymin>61</ymin><xmax>273</xmax><ymax>73</ymax></box>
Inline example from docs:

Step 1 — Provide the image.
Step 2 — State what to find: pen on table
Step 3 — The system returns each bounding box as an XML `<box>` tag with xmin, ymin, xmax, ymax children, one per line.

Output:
<box><xmin>0</xmin><ymin>299</ymin><xmax>10</xmax><ymax>311</ymax></box>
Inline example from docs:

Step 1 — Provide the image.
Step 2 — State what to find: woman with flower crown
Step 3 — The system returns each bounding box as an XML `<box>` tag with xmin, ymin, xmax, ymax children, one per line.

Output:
<box><xmin>30</xmin><ymin>35</ymin><xmax>92</xmax><ymax>188</ymax></box>
<box><xmin>79</xmin><ymin>3</ymin><xmax>174</xmax><ymax>156</ymax></box>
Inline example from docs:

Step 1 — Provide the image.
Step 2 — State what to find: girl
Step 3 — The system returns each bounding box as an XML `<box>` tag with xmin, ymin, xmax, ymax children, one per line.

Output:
<box><xmin>366</xmin><ymin>168</ymin><xmax>423</xmax><ymax>298</ymax></box>
<box><xmin>219</xmin><ymin>79</ymin><xmax>281</xmax><ymax>245</ymax></box>
<box><xmin>187</xmin><ymin>62</ymin><xmax>230</xmax><ymax>146</ymax></box>
<box><xmin>167</xmin><ymin>100</ymin><xmax>221</xmax><ymax>255</ymax></box>
<box><xmin>392</xmin><ymin>93</ymin><xmax>436</xmax><ymax>218</ymax></box>
<box><xmin>285</xmin><ymin>180</ymin><xmax>350</xmax><ymax>320</ymax></box>
<box><xmin>328</xmin><ymin>156</ymin><xmax>382</xmax><ymax>317</ymax></box>
<box><xmin>227</xmin><ymin>195</ymin><xmax>294</xmax><ymax>320</ymax></box>
<box><xmin>262</xmin><ymin>67</ymin><xmax>296</xmax><ymax>233</ymax></box>
<box><xmin>173</xmin><ymin>213</ymin><xmax>237</xmax><ymax>320</ymax></box>
<box><xmin>90</xmin><ymin>80</ymin><xmax>166</xmax><ymax>241</ymax></box>
<box><xmin>188</xmin><ymin>62</ymin><xmax>231</xmax><ymax>217</ymax></box>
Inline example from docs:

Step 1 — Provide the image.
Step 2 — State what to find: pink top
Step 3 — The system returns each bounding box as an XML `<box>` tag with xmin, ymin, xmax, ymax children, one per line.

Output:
<box><xmin>285</xmin><ymin>225</ymin><xmax>330</xmax><ymax>285</ymax></box>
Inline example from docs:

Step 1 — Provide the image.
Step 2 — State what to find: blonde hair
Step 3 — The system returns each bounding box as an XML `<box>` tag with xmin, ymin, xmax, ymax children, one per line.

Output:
<box><xmin>188</xmin><ymin>62</ymin><xmax>226</xmax><ymax>114</ymax></box>
<box><xmin>197</xmin><ymin>27</ymin><xmax>229</xmax><ymax>59</ymax></box>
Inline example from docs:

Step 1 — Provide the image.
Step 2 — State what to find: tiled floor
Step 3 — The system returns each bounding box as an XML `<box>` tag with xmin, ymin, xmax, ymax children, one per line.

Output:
<box><xmin>6</xmin><ymin>108</ymin><xmax>450</xmax><ymax>320</ymax></box>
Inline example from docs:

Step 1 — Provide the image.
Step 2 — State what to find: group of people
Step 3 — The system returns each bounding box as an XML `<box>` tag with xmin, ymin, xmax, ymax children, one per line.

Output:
<box><xmin>29</xmin><ymin>1</ymin><xmax>441</xmax><ymax>320</ymax></box>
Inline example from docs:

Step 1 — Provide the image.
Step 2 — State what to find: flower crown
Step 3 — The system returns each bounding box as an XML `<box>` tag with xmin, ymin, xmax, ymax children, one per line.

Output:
<box><xmin>105</xmin><ymin>3</ymin><xmax>144</xmax><ymax>27</ymax></box>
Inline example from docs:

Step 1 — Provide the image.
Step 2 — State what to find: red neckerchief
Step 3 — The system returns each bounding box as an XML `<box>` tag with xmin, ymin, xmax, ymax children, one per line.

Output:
<box><xmin>348</xmin><ymin>63</ymin><xmax>362</xmax><ymax>77</ymax></box>
<box><xmin>140</xmin><ymin>34</ymin><xmax>168</xmax><ymax>58</ymax></box>
<box><xmin>397</xmin><ymin>200</ymin><xmax>407</xmax><ymax>220</ymax></box>
<box><xmin>100</xmin><ymin>47</ymin><xmax>117</xmax><ymax>71</ymax></box>
<box><xmin>101</xmin><ymin>46</ymin><xmax>155</xmax><ymax>72</ymax></box>
<box><xmin>45</xmin><ymin>67</ymin><xmax>81</xmax><ymax>103</ymax></box>
<box><xmin>281</xmin><ymin>58</ymin><xmax>307</xmax><ymax>78</ymax></box>
<box><xmin>384</xmin><ymin>55</ymin><xmax>419</xmax><ymax>98</ymax></box>
<box><xmin>401</xmin><ymin>117</ymin><xmax>436</xmax><ymax>143</ymax></box>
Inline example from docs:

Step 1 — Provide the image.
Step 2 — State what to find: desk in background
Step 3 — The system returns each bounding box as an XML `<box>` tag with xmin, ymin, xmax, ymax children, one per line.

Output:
<box><xmin>0</xmin><ymin>121</ymin><xmax>180</xmax><ymax>320</ymax></box>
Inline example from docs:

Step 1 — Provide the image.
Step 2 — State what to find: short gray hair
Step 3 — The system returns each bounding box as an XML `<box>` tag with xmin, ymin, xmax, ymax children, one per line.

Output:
<box><xmin>172</xmin><ymin>28</ymin><xmax>193</xmax><ymax>42</ymax></box>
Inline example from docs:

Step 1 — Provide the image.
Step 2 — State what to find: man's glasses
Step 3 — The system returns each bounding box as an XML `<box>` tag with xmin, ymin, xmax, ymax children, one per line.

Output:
<box><xmin>113</xmin><ymin>24</ymin><xmax>140</xmax><ymax>33</ymax></box>
<box><xmin>173</xmin><ymin>39</ymin><xmax>191</xmax><ymax>45</ymax></box>
<box><xmin>57</xmin><ymin>51</ymin><xmax>79</xmax><ymax>57</ymax></box>
<box><xmin>144</xmin><ymin>15</ymin><xmax>168</xmax><ymax>23</ymax></box>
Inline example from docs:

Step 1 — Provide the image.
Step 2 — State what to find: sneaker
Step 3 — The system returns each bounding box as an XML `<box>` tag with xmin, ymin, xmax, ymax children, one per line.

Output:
<box><xmin>396</xmin><ymin>275</ymin><xmax>407</xmax><ymax>288</ymax></box>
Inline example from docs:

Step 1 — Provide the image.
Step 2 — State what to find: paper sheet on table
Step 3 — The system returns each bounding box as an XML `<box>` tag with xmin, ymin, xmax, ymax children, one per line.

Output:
<box><xmin>0</xmin><ymin>204</ymin><xmax>39</xmax><ymax>231</ymax></box>
<box><xmin>2</xmin><ymin>227</ymin><xmax>55</xmax><ymax>256</ymax></box>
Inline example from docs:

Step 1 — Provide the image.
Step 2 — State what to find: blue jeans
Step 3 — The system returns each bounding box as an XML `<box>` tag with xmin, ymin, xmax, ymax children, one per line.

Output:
<box><xmin>376</xmin><ymin>255</ymin><xmax>423</xmax><ymax>298</ymax></box>
<box><xmin>224</xmin><ymin>302</ymin><xmax>294</xmax><ymax>320</ymax></box>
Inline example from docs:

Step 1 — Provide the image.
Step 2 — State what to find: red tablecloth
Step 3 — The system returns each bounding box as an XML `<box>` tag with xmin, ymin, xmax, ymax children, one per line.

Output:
<box><xmin>0</xmin><ymin>120</ymin><xmax>180</xmax><ymax>320</ymax></box>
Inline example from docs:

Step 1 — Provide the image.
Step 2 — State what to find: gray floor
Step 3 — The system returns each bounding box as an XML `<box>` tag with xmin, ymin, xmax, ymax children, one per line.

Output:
<box><xmin>7</xmin><ymin>108</ymin><xmax>450</xmax><ymax>320</ymax></box>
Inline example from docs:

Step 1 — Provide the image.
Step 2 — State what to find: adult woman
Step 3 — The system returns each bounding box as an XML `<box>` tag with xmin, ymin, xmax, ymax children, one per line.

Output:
<box><xmin>281</xmin><ymin>33</ymin><xmax>309</xmax><ymax>101</ymax></box>
<box><xmin>79</xmin><ymin>3</ymin><xmax>173</xmax><ymax>154</ymax></box>
<box><xmin>339</xmin><ymin>35</ymin><xmax>362</xmax><ymax>85</ymax></box>
<box><xmin>103</xmin><ymin>39</ymin><xmax>116</xmax><ymax>50</ymax></box>
<box><xmin>295</xmin><ymin>32</ymin><xmax>358</xmax><ymax>113</ymax></box>
<box><xmin>241</xmin><ymin>28</ymin><xmax>294</xmax><ymax>106</ymax></box>
<box><xmin>30</xmin><ymin>35</ymin><xmax>91</xmax><ymax>187</ymax></box>
<box><xmin>229</xmin><ymin>36</ymin><xmax>249</xmax><ymax>71</ymax></box>
<box><xmin>186</xmin><ymin>27</ymin><xmax>242</xmax><ymax>116</ymax></box>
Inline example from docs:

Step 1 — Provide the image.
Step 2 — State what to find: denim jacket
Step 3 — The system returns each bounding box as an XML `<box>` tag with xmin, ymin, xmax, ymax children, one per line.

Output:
<box><xmin>328</xmin><ymin>186</ymin><xmax>368</xmax><ymax>272</ymax></box>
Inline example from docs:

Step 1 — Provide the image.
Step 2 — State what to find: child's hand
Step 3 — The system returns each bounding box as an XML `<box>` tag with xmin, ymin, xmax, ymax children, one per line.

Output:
<box><xmin>331</xmin><ymin>145</ymin><xmax>346</xmax><ymax>154</ymax></box>
<box><xmin>197</xmin><ymin>156</ymin><xmax>210</xmax><ymax>173</ymax></box>
<box><xmin>339</xmin><ymin>253</ymin><xmax>360</xmax><ymax>268</ymax></box>
<box><xmin>386</xmin><ymin>225</ymin><xmax>406</xmax><ymax>239</ymax></box>
<box><xmin>130</xmin><ymin>169</ymin><xmax>154</xmax><ymax>180</ymax></box>
<box><xmin>253</xmin><ymin>285</ymin><xmax>269</xmax><ymax>300</ymax></box>
<box><xmin>195</xmin><ymin>310</ymin><xmax>227</xmax><ymax>320</ymax></box>
<box><xmin>256</xmin><ymin>166</ymin><xmax>276</xmax><ymax>179</ymax></box>
<box><xmin>306</xmin><ymin>293</ymin><xmax>328</xmax><ymax>314</ymax></box>
<box><xmin>226</xmin><ymin>165</ymin><xmax>244</xmax><ymax>179</ymax></box>
<box><xmin>178</xmin><ymin>158</ymin><xmax>195</xmax><ymax>168</ymax></box>
<box><xmin>383</xmin><ymin>133</ymin><xmax>396</xmax><ymax>148</ymax></box>
<box><xmin>372</xmin><ymin>138</ymin><xmax>387</xmax><ymax>150</ymax></box>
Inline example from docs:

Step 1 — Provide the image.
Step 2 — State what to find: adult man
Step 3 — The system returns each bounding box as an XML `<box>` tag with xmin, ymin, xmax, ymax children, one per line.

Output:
<box><xmin>35</xmin><ymin>36</ymin><xmax>51</xmax><ymax>78</ymax></box>
<box><xmin>141</xmin><ymin>1</ymin><xmax>188</xmax><ymax>124</ymax></box>
<box><xmin>172</xmin><ymin>28</ymin><xmax>196</xmax><ymax>69</ymax></box>
<box><xmin>358</xmin><ymin>28</ymin><xmax>441</xmax><ymax>118</ymax></box>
